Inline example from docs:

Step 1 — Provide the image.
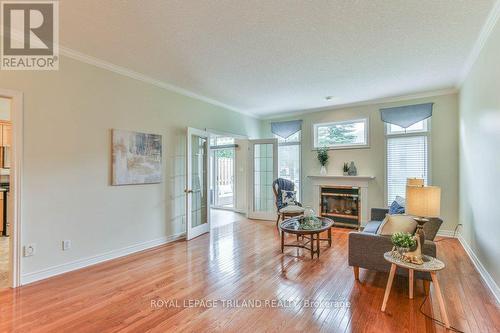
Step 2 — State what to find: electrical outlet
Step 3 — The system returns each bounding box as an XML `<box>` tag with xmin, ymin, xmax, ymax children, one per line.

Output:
<box><xmin>62</xmin><ymin>240</ymin><xmax>71</xmax><ymax>251</ymax></box>
<box><xmin>23</xmin><ymin>243</ymin><xmax>36</xmax><ymax>257</ymax></box>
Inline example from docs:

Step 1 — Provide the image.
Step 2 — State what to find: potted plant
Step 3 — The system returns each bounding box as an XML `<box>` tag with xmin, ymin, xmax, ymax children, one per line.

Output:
<box><xmin>343</xmin><ymin>162</ymin><xmax>349</xmax><ymax>176</ymax></box>
<box><xmin>317</xmin><ymin>148</ymin><xmax>329</xmax><ymax>175</ymax></box>
<box><xmin>391</xmin><ymin>232</ymin><xmax>416</xmax><ymax>257</ymax></box>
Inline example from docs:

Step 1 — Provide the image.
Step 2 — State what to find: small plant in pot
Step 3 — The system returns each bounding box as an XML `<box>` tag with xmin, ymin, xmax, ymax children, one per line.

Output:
<box><xmin>317</xmin><ymin>148</ymin><xmax>329</xmax><ymax>175</ymax></box>
<box><xmin>343</xmin><ymin>162</ymin><xmax>349</xmax><ymax>176</ymax></box>
<box><xmin>391</xmin><ymin>232</ymin><xmax>416</xmax><ymax>258</ymax></box>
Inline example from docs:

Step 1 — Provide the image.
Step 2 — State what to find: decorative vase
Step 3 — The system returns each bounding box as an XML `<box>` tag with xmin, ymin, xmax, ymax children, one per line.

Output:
<box><xmin>343</xmin><ymin>171</ymin><xmax>348</xmax><ymax>176</ymax></box>
<box><xmin>320</xmin><ymin>165</ymin><xmax>327</xmax><ymax>175</ymax></box>
<box><xmin>303</xmin><ymin>206</ymin><xmax>315</xmax><ymax>218</ymax></box>
<box><xmin>347</xmin><ymin>161</ymin><xmax>357</xmax><ymax>176</ymax></box>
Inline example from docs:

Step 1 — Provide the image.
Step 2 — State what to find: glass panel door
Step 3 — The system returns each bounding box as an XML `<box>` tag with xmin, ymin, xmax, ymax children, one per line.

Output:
<box><xmin>248</xmin><ymin>139</ymin><xmax>278</xmax><ymax>220</ymax></box>
<box><xmin>186</xmin><ymin>128</ymin><xmax>210</xmax><ymax>240</ymax></box>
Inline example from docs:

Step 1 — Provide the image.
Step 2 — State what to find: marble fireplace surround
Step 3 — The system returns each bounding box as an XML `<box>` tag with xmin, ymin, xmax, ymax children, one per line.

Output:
<box><xmin>307</xmin><ymin>175</ymin><xmax>376</xmax><ymax>228</ymax></box>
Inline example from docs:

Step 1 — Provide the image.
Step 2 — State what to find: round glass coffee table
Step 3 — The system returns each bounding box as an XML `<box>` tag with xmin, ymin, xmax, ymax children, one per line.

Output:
<box><xmin>279</xmin><ymin>217</ymin><xmax>334</xmax><ymax>259</ymax></box>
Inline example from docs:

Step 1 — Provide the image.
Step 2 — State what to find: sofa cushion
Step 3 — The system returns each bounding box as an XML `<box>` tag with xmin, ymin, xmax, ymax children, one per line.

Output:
<box><xmin>363</xmin><ymin>221</ymin><xmax>382</xmax><ymax>234</ymax></box>
<box><xmin>377</xmin><ymin>214</ymin><xmax>417</xmax><ymax>236</ymax></box>
<box><xmin>423</xmin><ymin>218</ymin><xmax>443</xmax><ymax>241</ymax></box>
<box><xmin>388</xmin><ymin>196</ymin><xmax>405</xmax><ymax>214</ymax></box>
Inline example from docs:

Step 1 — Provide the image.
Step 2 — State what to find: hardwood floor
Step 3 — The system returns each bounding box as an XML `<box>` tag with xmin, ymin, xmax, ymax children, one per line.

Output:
<box><xmin>0</xmin><ymin>237</ymin><xmax>8</xmax><ymax>289</ymax></box>
<box><xmin>0</xmin><ymin>212</ymin><xmax>498</xmax><ymax>332</ymax></box>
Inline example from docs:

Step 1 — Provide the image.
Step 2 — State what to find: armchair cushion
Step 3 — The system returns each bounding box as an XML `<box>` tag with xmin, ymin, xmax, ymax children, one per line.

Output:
<box><xmin>281</xmin><ymin>190</ymin><xmax>297</xmax><ymax>206</ymax></box>
<box><xmin>279</xmin><ymin>205</ymin><xmax>305</xmax><ymax>214</ymax></box>
<box><xmin>272</xmin><ymin>178</ymin><xmax>299</xmax><ymax>211</ymax></box>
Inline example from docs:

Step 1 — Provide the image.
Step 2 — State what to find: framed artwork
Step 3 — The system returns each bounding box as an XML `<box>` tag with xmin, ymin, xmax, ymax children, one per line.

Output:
<box><xmin>112</xmin><ymin>129</ymin><xmax>162</xmax><ymax>185</ymax></box>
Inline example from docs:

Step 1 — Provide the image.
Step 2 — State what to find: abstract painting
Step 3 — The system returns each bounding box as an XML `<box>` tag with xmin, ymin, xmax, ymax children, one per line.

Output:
<box><xmin>112</xmin><ymin>129</ymin><xmax>162</xmax><ymax>185</ymax></box>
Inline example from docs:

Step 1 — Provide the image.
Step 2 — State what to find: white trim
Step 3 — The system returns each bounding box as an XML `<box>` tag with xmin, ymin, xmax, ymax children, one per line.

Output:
<box><xmin>457</xmin><ymin>0</ymin><xmax>500</xmax><ymax>87</ymax></box>
<box><xmin>59</xmin><ymin>47</ymin><xmax>257</xmax><ymax>119</ymax></box>
<box><xmin>457</xmin><ymin>233</ymin><xmax>500</xmax><ymax>305</ymax></box>
<box><xmin>384</xmin><ymin>119</ymin><xmax>431</xmax><ymax>206</ymax></box>
<box><xmin>21</xmin><ymin>233</ymin><xmax>186</xmax><ymax>285</ymax></box>
<box><xmin>312</xmin><ymin>118</ymin><xmax>369</xmax><ymax>150</ymax></box>
<box><xmin>436</xmin><ymin>230</ymin><xmax>456</xmax><ymax>238</ymax></box>
<box><xmin>0</xmin><ymin>89</ymin><xmax>23</xmax><ymax>288</ymax></box>
<box><xmin>186</xmin><ymin>127</ymin><xmax>211</xmax><ymax>240</ymax></box>
<box><xmin>262</xmin><ymin>88</ymin><xmax>458</xmax><ymax>120</ymax></box>
<box><xmin>247</xmin><ymin>138</ymin><xmax>278</xmax><ymax>220</ymax></box>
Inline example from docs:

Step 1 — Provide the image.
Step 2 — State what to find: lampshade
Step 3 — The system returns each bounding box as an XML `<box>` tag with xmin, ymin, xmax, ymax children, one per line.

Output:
<box><xmin>407</xmin><ymin>178</ymin><xmax>424</xmax><ymax>187</ymax></box>
<box><xmin>406</xmin><ymin>186</ymin><xmax>441</xmax><ymax>217</ymax></box>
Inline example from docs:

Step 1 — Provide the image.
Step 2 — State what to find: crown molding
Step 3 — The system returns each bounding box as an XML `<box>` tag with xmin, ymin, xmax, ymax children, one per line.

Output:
<box><xmin>457</xmin><ymin>0</ymin><xmax>500</xmax><ymax>87</ymax></box>
<box><xmin>261</xmin><ymin>87</ymin><xmax>458</xmax><ymax>120</ymax></box>
<box><xmin>58</xmin><ymin>46</ymin><xmax>259</xmax><ymax>119</ymax></box>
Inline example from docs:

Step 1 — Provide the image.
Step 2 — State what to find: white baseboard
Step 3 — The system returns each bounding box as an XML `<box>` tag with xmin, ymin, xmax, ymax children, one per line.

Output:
<box><xmin>436</xmin><ymin>229</ymin><xmax>457</xmax><ymax>238</ymax></box>
<box><xmin>21</xmin><ymin>232</ymin><xmax>186</xmax><ymax>285</ymax></box>
<box><xmin>457</xmin><ymin>233</ymin><xmax>500</xmax><ymax>305</ymax></box>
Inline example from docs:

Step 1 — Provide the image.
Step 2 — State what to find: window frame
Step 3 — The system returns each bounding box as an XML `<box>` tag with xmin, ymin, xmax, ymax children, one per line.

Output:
<box><xmin>384</xmin><ymin>119</ymin><xmax>432</xmax><ymax>206</ymax></box>
<box><xmin>312</xmin><ymin>118</ymin><xmax>370</xmax><ymax>150</ymax></box>
<box><xmin>274</xmin><ymin>130</ymin><xmax>302</xmax><ymax>201</ymax></box>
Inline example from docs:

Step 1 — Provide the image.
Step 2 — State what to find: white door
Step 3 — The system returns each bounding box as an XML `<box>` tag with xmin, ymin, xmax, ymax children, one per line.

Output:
<box><xmin>248</xmin><ymin>139</ymin><xmax>278</xmax><ymax>220</ymax></box>
<box><xmin>186</xmin><ymin>128</ymin><xmax>210</xmax><ymax>240</ymax></box>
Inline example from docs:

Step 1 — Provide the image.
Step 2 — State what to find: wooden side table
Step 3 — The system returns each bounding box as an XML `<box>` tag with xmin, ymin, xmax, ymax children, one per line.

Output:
<box><xmin>381</xmin><ymin>252</ymin><xmax>450</xmax><ymax>329</ymax></box>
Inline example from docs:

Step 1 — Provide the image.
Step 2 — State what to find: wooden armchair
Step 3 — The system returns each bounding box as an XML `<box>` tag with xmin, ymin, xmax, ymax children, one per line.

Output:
<box><xmin>272</xmin><ymin>178</ymin><xmax>304</xmax><ymax>228</ymax></box>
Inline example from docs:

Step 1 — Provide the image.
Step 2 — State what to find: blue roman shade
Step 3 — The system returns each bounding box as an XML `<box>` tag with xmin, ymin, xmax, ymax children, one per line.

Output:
<box><xmin>380</xmin><ymin>103</ymin><xmax>433</xmax><ymax>128</ymax></box>
<box><xmin>271</xmin><ymin>120</ymin><xmax>303</xmax><ymax>139</ymax></box>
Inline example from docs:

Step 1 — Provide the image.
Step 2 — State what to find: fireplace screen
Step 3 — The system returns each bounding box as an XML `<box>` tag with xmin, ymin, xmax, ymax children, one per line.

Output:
<box><xmin>320</xmin><ymin>186</ymin><xmax>360</xmax><ymax>228</ymax></box>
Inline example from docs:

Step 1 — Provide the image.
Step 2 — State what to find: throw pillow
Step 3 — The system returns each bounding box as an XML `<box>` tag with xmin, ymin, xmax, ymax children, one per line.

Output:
<box><xmin>377</xmin><ymin>214</ymin><xmax>417</xmax><ymax>236</ymax></box>
<box><xmin>281</xmin><ymin>190</ymin><xmax>296</xmax><ymax>206</ymax></box>
<box><xmin>389</xmin><ymin>196</ymin><xmax>406</xmax><ymax>214</ymax></box>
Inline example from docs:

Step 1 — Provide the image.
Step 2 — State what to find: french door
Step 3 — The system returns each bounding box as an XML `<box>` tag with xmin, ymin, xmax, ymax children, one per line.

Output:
<box><xmin>248</xmin><ymin>139</ymin><xmax>278</xmax><ymax>220</ymax></box>
<box><xmin>186</xmin><ymin>128</ymin><xmax>210</xmax><ymax>240</ymax></box>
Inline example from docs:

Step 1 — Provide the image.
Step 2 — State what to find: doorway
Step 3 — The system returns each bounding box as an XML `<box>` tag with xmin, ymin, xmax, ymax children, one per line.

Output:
<box><xmin>0</xmin><ymin>96</ymin><xmax>13</xmax><ymax>289</ymax></box>
<box><xmin>210</xmin><ymin>136</ymin><xmax>236</xmax><ymax>210</ymax></box>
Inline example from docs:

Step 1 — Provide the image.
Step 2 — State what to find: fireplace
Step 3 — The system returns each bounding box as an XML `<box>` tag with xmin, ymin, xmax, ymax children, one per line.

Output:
<box><xmin>320</xmin><ymin>186</ymin><xmax>361</xmax><ymax>229</ymax></box>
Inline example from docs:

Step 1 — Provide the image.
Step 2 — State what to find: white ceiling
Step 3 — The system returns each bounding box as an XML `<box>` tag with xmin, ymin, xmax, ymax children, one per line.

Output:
<box><xmin>59</xmin><ymin>0</ymin><xmax>495</xmax><ymax>118</ymax></box>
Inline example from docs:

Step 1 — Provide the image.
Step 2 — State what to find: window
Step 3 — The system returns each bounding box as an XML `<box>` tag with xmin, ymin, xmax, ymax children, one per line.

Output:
<box><xmin>313</xmin><ymin>118</ymin><xmax>369</xmax><ymax>149</ymax></box>
<box><xmin>386</xmin><ymin>120</ymin><xmax>429</xmax><ymax>204</ymax></box>
<box><xmin>275</xmin><ymin>131</ymin><xmax>301</xmax><ymax>200</ymax></box>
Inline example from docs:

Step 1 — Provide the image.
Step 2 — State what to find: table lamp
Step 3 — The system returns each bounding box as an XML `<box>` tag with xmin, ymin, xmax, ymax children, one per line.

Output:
<box><xmin>407</xmin><ymin>178</ymin><xmax>424</xmax><ymax>187</ymax></box>
<box><xmin>405</xmin><ymin>185</ymin><xmax>441</xmax><ymax>264</ymax></box>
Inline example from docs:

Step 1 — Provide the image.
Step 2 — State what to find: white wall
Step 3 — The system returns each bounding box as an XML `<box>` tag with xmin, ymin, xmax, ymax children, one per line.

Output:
<box><xmin>261</xmin><ymin>93</ymin><xmax>460</xmax><ymax>232</ymax></box>
<box><xmin>0</xmin><ymin>56</ymin><xmax>260</xmax><ymax>281</ymax></box>
<box><xmin>459</xmin><ymin>15</ymin><xmax>500</xmax><ymax>295</ymax></box>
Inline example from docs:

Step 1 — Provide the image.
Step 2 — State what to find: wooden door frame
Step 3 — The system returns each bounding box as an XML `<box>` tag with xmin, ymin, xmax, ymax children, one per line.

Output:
<box><xmin>0</xmin><ymin>88</ymin><xmax>23</xmax><ymax>288</ymax></box>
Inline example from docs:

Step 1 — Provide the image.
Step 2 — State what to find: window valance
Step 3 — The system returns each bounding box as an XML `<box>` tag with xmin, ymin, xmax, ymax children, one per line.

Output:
<box><xmin>380</xmin><ymin>103</ymin><xmax>433</xmax><ymax>128</ymax></box>
<box><xmin>271</xmin><ymin>120</ymin><xmax>303</xmax><ymax>139</ymax></box>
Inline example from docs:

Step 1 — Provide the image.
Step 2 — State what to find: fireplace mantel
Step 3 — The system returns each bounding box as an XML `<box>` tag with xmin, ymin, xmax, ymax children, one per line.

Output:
<box><xmin>307</xmin><ymin>175</ymin><xmax>375</xmax><ymax>181</ymax></box>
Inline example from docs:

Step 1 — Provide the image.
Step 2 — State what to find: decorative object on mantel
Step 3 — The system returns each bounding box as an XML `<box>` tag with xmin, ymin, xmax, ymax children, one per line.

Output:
<box><xmin>317</xmin><ymin>148</ymin><xmax>329</xmax><ymax>175</ymax></box>
<box><xmin>380</xmin><ymin>103</ymin><xmax>433</xmax><ymax>129</ymax></box>
<box><xmin>343</xmin><ymin>162</ymin><xmax>349</xmax><ymax>176</ymax></box>
<box><xmin>347</xmin><ymin>161</ymin><xmax>357</xmax><ymax>176</ymax></box>
<box><xmin>112</xmin><ymin>129</ymin><xmax>162</xmax><ymax>185</ymax></box>
<box><xmin>405</xmin><ymin>185</ymin><xmax>441</xmax><ymax>265</ymax></box>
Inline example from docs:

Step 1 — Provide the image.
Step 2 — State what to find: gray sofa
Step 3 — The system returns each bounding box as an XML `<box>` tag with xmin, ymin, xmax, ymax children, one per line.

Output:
<box><xmin>348</xmin><ymin>208</ymin><xmax>442</xmax><ymax>282</ymax></box>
